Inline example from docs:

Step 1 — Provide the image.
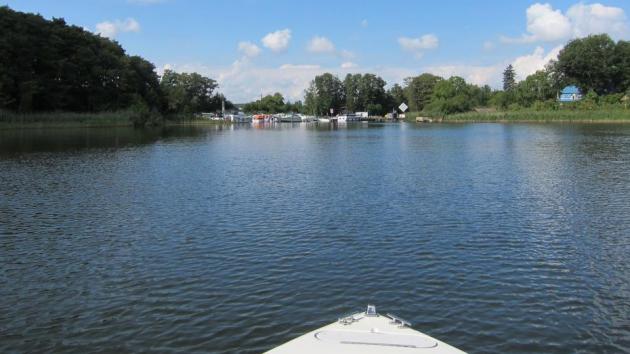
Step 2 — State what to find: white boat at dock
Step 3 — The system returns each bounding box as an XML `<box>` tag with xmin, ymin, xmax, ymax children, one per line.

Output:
<box><xmin>252</xmin><ymin>114</ymin><xmax>272</xmax><ymax>123</ymax></box>
<box><xmin>226</xmin><ymin>111</ymin><xmax>251</xmax><ymax>123</ymax></box>
<box><xmin>300</xmin><ymin>114</ymin><xmax>316</xmax><ymax>122</ymax></box>
<box><xmin>318</xmin><ymin>117</ymin><xmax>331</xmax><ymax>123</ymax></box>
<box><xmin>335</xmin><ymin>113</ymin><xmax>358</xmax><ymax>123</ymax></box>
<box><xmin>278</xmin><ymin>113</ymin><xmax>302</xmax><ymax>122</ymax></box>
<box><xmin>265</xmin><ymin>305</ymin><xmax>466</xmax><ymax>354</ymax></box>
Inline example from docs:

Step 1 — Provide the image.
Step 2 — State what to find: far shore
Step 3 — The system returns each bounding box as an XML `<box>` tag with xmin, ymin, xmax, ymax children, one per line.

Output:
<box><xmin>406</xmin><ymin>108</ymin><xmax>630</xmax><ymax>124</ymax></box>
<box><xmin>3</xmin><ymin>109</ymin><xmax>630</xmax><ymax>130</ymax></box>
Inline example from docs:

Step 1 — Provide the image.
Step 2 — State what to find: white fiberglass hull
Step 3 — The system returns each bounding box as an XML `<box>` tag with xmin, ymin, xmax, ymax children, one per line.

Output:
<box><xmin>265</xmin><ymin>307</ymin><xmax>466</xmax><ymax>354</ymax></box>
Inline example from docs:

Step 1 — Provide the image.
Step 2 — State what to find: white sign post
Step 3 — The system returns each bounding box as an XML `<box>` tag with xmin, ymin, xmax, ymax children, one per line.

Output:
<box><xmin>398</xmin><ymin>103</ymin><xmax>408</xmax><ymax>112</ymax></box>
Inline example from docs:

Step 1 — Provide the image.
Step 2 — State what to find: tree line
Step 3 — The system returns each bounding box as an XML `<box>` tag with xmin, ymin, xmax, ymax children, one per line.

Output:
<box><xmin>0</xmin><ymin>6</ymin><xmax>232</xmax><ymax>125</ymax></box>
<box><xmin>254</xmin><ymin>33</ymin><xmax>630</xmax><ymax>116</ymax></box>
<box><xmin>3</xmin><ymin>6</ymin><xmax>629</xmax><ymax>122</ymax></box>
<box><xmin>242</xmin><ymin>93</ymin><xmax>303</xmax><ymax>113</ymax></box>
<box><xmin>296</xmin><ymin>72</ymin><xmax>493</xmax><ymax>116</ymax></box>
<box><xmin>495</xmin><ymin>34</ymin><xmax>630</xmax><ymax>111</ymax></box>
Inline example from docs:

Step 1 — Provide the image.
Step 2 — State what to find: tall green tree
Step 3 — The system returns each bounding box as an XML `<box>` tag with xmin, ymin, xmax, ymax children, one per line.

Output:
<box><xmin>304</xmin><ymin>73</ymin><xmax>344</xmax><ymax>115</ymax></box>
<box><xmin>503</xmin><ymin>65</ymin><xmax>516</xmax><ymax>92</ymax></box>
<box><xmin>614</xmin><ymin>40</ymin><xmax>630</xmax><ymax>93</ymax></box>
<box><xmin>0</xmin><ymin>6</ymin><xmax>166</xmax><ymax>113</ymax></box>
<box><xmin>343</xmin><ymin>74</ymin><xmax>361</xmax><ymax>112</ymax></box>
<box><xmin>387</xmin><ymin>84</ymin><xmax>406</xmax><ymax>110</ymax></box>
<box><xmin>243</xmin><ymin>92</ymin><xmax>286</xmax><ymax>113</ymax></box>
<box><xmin>427</xmin><ymin>76</ymin><xmax>473</xmax><ymax>114</ymax></box>
<box><xmin>403</xmin><ymin>73</ymin><xmax>442</xmax><ymax>111</ymax></box>
<box><xmin>555</xmin><ymin>34</ymin><xmax>618</xmax><ymax>94</ymax></box>
<box><xmin>514</xmin><ymin>70</ymin><xmax>555</xmax><ymax>107</ymax></box>
<box><xmin>160</xmin><ymin>70</ymin><xmax>219</xmax><ymax>113</ymax></box>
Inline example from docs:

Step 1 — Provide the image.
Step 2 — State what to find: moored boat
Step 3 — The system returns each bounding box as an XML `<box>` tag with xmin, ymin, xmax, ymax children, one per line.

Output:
<box><xmin>227</xmin><ymin>111</ymin><xmax>251</xmax><ymax>123</ymax></box>
<box><xmin>335</xmin><ymin>113</ymin><xmax>357</xmax><ymax>123</ymax></box>
<box><xmin>252</xmin><ymin>114</ymin><xmax>272</xmax><ymax>123</ymax></box>
<box><xmin>265</xmin><ymin>305</ymin><xmax>466</xmax><ymax>354</ymax></box>
<box><xmin>279</xmin><ymin>113</ymin><xmax>302</xmax><ymax>122</ymax></box>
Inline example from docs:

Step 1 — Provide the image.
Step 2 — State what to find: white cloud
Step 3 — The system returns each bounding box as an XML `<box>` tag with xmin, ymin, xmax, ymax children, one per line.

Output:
<box><xmin>424</xmin><ymin>64</ymin><xmax>503</xmax><ymax>88</ymax></box>
<box><xmin>424</xmin><ymin>45</ymin><xmax>561</xmax><ymax>88</ymax></box>
<box><xmin>398</xmin><ymin>34</ymin><xmax>439</xmax><ymax>58</ymax></box>
<box><xmin>307</xmin><ymin>36</ymin><xmax>336</xmax><ymax>53</ymax></box>
<box><xmin>567</xmin><ymin>3</ymin><xmax>629</xmax><ymax>38</ymax></box>
<box><xmin>95</xmin><ymin>18</ymin><xmax>140</xmax><ymax>38</ymax></box>
<box><xmin>238</xmin><ymin>41</ymin><xmax>261</xmax><ymax>58</ymax></box>
<box><xmin>398</xmin><ymin>34</ymin><xmax>439</xmax><ymax>51</ymax></box>
<box><xmin>361</xmin><ymin>19</ymin><xmax>369</xmax><ymax>28</ymax></box>
<box><xmin>502</xmin><ymin>2</ymin><xmax>629</xmax><ymax>43</ymax></box>
<box><xmin>262</xmin><ymin>29</ymin><xmax>292</xmax><ymax>52</ymax></box>
<box><xmin>512</xmin><ymin>45</ymin><xmax>562</xmax><ymax>79</ymax></box>
<box><xmin>160</xmin><ymin>43</ymin><xmax>560</xmax><ymax>103</ymax></box>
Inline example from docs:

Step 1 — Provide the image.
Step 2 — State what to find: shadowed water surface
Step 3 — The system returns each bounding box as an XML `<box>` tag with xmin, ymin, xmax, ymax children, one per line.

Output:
<box><xmin>1</xmin><ymin>123</ymin><xmax>629</xmax><ymax>353</ymax></box>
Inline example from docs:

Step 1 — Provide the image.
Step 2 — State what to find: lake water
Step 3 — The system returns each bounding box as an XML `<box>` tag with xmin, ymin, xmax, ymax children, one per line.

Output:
<box><xmin>1</xmin><ymin>122</ymin><xmax>629</xmax><ymax>353</ymax></box>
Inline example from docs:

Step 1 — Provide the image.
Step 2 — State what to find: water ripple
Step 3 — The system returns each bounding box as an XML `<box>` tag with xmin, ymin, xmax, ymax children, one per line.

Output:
<box><xmin>1</xmin><ymin>123</ymin><xmax>629</xmax><ymax>353</ymax></box>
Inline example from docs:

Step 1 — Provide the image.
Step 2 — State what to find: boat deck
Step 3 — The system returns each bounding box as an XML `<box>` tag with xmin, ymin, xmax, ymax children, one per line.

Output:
<box><xmin>265</xmin><ymin>311</ymin><xmax>466</xmax><ymax>354</ymax></box>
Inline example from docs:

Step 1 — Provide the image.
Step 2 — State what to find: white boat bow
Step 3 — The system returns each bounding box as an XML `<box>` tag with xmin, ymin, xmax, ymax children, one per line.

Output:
<box><xmin>265</xmin><ymin>305</ymin><xmax>466</xmax><ymax>354</ymax></box>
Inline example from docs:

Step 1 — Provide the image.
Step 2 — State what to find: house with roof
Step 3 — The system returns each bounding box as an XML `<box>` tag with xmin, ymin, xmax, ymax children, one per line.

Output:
<box><xmin>558</xmin><ymin>85</ymin><xmax>583</xmax><ymax>102</ymax></box>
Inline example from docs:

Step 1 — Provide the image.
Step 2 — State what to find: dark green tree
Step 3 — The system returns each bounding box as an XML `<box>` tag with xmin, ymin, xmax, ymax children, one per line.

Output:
<box><xmin>403</xmin><ymin>73</ymin><xmax>442</xmax><ymax>111</ymax></box>
<box><xmin>243</xmin><ymin>92</ymin><xmax>286</xmax><ymax>113</ymax></box>
<box><xmin>427</xmin><ymin>76</ymin><xmax>473</xmax><ymax>114</ymax></box>
<box><xmin>514</xmin><ymin>70</ymin><xmax>555</xmax><ymax>107</ymax></box>
<box><xmin>555</xmin><ymin>34</ymin><xmax>618</xmax><ymax>94</ymax></box>
<box><xmin>503</xmin><ymin>65</ymin><xmax>517</xmax><ymax>92</ymax></box>
<box><xmin>387</xmin><ymin>84</ymin><xmax>406</xmax><ymax>110</ymax></box>
<box><xmin>304</xmin><ymin>73</ymin><xmax>345</xmax><ymax>115</ymax></box>
<box><xmin>160</xmin><ymin>70</ymin><xmax>219</xmax><ymax>113</ymax></box>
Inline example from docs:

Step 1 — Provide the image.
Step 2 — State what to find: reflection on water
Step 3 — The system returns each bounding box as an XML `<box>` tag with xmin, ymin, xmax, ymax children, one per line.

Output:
<box><xmin>1</xmin><ymin>122</ymin><xmax>629</xmax><ymax>354</ymax></box>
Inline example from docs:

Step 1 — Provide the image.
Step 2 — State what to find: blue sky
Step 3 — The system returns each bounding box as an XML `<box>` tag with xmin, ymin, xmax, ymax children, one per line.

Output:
<box><xmin>4</xmin><ymin>0</ymin><xmax>630</xmax><ymax>102</ymax></box>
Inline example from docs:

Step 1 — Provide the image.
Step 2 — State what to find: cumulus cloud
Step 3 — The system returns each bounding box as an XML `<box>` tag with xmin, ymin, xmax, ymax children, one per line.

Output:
<box><xmin>162</xmin><ymin>60</ymin><xmax>395</xmax><ymax>103</ymax></box>
<box><xmin>398</xmin><ymin>34</ymin><xmax>439</xmax><ymax>51</ymax></box>
<box><xmin>398</xmin><ymin>34</ymin><xmax>439</xmax><ymax>58</ymax></box>
<box><xmin>512</xmin><ymin>45</ymin><xmax>562</xmax><ymax>79</ymax></box>
<box><xmin>160</xmin><ymin>43</ymin><xmax>560</xmax><ymax>103</ymax></box>
<box><xmin>424</xmin><ymin>64</ymin><xmax>504</xmax><ymax>88</ymax></box>
<box><xmin>96</xmin><ymin>18</ymin><xmax>140</xmax><ymax>38</ymax></box>
<box><xmin>424</xmin><ymin>45</ymin><xmax>561</xmax><ymax>87</ymax></box>
<box><xmin>567</xmin><ymin>3</ymin><xmax>629</xmax><ymax>38</ymax></box>
<box><xmin>238</xmin><ymin>41</ymin><xmax>261</xmax><ymax>58</ymax></box>
<box><xmin>502</xmin><ymin>2</ymin><xmax>629</xmax><ymax>43</ymax></box>
<box><xmin>262</xmin><ymin>29</ymin><xmax>292</xmax><ymax>52</ymax></box>
<box><xmin>307</xmin><ymin>36</ymin><xmax>336</xmax><ymax>53</ymax></box>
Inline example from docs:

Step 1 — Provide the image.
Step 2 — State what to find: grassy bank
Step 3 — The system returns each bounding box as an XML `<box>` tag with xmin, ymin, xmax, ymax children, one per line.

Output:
<box><xmin>0</xmin><ymin>110</ymin><xmax>136</xmax><ymax>129</ymax></box>
<box><xmin>0</xmin><ymin>110</ymin><xmax>230</xmax><ymax>129</ymax></box>
<box><xmin>406</xmin><ymin>108</ymin><xmax>630</xmax><ymax>123</ymax></box>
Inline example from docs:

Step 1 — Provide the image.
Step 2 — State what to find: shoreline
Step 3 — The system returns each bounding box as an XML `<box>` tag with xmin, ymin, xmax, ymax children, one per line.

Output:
<box><xmin>0</xmin><ymin>119</ymin><xmax>231</xmax><ymax>130</ymax></box>
<box><xmin>3</xmin><ymin>111</ymin><xmax>630</xmax><ymax>130</ymax></box>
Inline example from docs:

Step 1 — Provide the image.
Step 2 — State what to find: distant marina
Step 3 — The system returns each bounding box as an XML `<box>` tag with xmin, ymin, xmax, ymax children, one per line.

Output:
<box><xmin>200</xmin><ymin>110</ymin><xmax>402</xmax><ymax>124</ymax></box>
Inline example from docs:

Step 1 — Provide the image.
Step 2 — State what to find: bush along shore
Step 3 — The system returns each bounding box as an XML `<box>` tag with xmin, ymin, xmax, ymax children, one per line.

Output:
<box><xmin>0</xmin><ymin>110</ymin><xmax>232</xmax><ymax>129</ymax></box>
<box><xmin>406</xmin><ymin>94</ymin><xmax>630</xmax><ymax>123</ymax></box>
